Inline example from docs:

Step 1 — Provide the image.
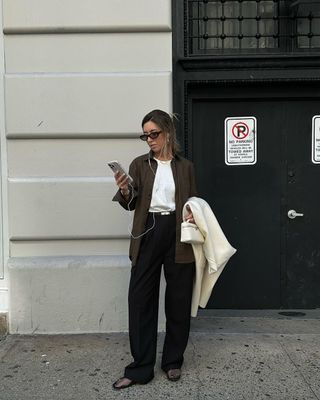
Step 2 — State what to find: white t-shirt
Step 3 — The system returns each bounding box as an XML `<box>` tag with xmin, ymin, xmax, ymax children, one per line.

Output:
<box><xmin>149</xmin><ymin>159</ymin><xmax>176</xmax><ymax>212</ymax></box>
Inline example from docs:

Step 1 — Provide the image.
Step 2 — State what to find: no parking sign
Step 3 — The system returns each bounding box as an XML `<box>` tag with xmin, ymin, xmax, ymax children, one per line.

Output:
<box><xmin>225</xmin><ymin>116</ymin><xmax>257</xmax><ymax>166</ymax></box>
<box><xmin>312</xmin><ymin>116</ymin><xmax>320</xmax><ymax>164</ymax></box>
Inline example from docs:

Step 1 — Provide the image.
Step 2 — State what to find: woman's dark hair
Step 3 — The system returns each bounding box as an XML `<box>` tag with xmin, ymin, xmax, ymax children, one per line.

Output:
<box><xmin>141</xmin><ymin>109</ymin><xmax>180</xmax><ymax>157</ymax></box>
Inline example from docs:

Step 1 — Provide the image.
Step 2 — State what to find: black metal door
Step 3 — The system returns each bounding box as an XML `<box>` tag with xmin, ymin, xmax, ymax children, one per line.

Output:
<box><xmin>285</xmin><ymin>100</ymin><xmax>320</xmax><ymax>308</ymax></box>
<box><xmin>190</xmin><ymin>83</ymin><xmax>320</xmax><ymax>309</ymax></box>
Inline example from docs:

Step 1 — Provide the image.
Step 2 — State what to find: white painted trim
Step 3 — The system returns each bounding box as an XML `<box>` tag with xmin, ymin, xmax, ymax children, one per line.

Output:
<box><xmin>10</xmin><ymin>235</ymin><xmax>130</xmax><ymax>241</ymax></box>
<box><xmin>0</xmin><ymin>0</ymin><xmax>9</xmax><ymax>281</ymax></box>
<box><xmin>6</xmin><ymin>132</ymin><xmax>143</xmax><ymax>139</ymax></box>
<box><xmin>8</xmin><ymin>255</ymin><xmax>131</xmax><ymax>270</ymax></box>
<box><xmin>6</xmin><ymin>71</ymin><xmax>171</xmax><ymax>78</ymax></box>
<box><xmin>4</xmin><ymin>25</ymin><xmax>172</xmax><ymax>35</ymax></box>
<box><xmin>9</xmin><ymin>176</ymin><xmax>114</xmax><ymax>183</ymax></box>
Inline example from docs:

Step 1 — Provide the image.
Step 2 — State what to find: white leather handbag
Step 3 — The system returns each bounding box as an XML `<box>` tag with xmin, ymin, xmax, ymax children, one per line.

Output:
<box><xmin>181</xmin><ymin>221</ymin><xmax>204</xmax><ymax>244</ymax></box>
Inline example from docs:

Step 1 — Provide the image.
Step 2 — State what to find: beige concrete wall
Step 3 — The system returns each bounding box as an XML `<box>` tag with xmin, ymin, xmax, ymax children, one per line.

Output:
<box><xmin>5</xmin><ymin>74</ymin><xmax>171</xmax><ymax>137</ymax></box>
<box><xmin>5</xmin><ymin>0</ymin><xmax>172</xmax><ymax>332</ymax></box>
<box><xmin>3</xmin><ymin>0</ymin><xmax>171</xmax><ymax>33</ymax></box>
<box><xmin>5</xmin><ymin>33</ymin><xmax>172</xmax><ymax>73</ymax></box>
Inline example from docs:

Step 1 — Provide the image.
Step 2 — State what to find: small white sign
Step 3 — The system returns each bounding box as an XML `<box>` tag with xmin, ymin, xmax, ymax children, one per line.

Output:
<box><xmin>225</xmin><ymin>116</ymin><xmax>257</xmax><ymax>166</ymax></box>
<box><xmin>312</xmin><ymin>116</ymin><xmax>320</xmax><ymax>164</ymax></box>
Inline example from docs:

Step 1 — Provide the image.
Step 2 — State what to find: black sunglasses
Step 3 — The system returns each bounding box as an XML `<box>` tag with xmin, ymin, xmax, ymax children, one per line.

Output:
<box><xmin>140</xmin><ymin>131</ymin><xmax>162</xmax><ymax>141</ymax></box>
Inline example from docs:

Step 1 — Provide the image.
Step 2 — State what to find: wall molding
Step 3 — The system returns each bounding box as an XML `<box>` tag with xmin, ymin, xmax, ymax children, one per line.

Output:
<box><xmin>0</xmin><ymin>0</ymin><xmax>8</xmax><ymax>280</ymax></box>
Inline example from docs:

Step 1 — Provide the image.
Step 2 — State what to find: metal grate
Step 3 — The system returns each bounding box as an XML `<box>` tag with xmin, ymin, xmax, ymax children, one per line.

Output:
<box><xmin>187</xmin><ymin>0</ymin><xmax>320</xmax><ymax>55</ymax></box>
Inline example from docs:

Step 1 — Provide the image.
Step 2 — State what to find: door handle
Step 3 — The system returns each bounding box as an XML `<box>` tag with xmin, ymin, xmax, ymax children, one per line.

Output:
<box><xmin>288</xmin><ymin>209</ymin><xmax>304</xmax><ymax>219</ymax></box>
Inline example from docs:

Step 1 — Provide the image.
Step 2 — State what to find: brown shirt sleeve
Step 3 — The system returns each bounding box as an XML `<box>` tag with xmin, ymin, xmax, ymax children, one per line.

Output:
<box><xmin>112</xmin><ymin>159</ymin><xmax>139</xmax><ymax>210</ymax></box>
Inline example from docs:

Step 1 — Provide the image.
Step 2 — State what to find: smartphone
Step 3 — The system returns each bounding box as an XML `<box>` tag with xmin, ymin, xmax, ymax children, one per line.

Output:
<box><xmin>107</xmin><ymin>160</ymin><xmax>133</xmax><ymax>184</ymax></box>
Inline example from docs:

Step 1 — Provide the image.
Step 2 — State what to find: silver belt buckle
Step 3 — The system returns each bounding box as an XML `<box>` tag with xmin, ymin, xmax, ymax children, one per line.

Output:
<box><xmin>160</xmin><ymin>211</ymin><xmax>170</xmax><ymax>215</ymax></box>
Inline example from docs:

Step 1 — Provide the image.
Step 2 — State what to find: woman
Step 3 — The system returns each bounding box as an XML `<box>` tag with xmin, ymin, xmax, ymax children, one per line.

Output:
<box><xmin>112</xmin><ymin>109</ymin><xmax>197</xmax><ymax>389</ymax></box>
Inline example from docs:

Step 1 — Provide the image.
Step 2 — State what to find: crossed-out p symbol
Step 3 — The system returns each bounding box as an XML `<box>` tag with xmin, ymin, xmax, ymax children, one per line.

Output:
<box><xmin>232</xmin><ymin>122</ymin><xmax>249</xmax><ymax>139</ymax></box>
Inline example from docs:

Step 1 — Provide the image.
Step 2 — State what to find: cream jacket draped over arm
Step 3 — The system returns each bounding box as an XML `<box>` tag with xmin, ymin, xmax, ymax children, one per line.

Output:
<box><xmin>181</xmin><ymin>197</ymin><xmax>237</xmax><ymax>317</ymax></box>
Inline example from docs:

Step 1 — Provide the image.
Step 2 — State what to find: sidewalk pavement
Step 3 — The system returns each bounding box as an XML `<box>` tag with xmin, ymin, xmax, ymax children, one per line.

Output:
<box><xmin>1</xmin><ymin>310</ymin><xmax>320</xmax><ymax>400</ymax></box>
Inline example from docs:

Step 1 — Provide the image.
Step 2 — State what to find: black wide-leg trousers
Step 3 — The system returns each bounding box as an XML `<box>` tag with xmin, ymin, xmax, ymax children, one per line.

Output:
<box><xmin>124</xmin><ymin>213</ymin><xmax>195</xmax><ymax>383</ymax></box>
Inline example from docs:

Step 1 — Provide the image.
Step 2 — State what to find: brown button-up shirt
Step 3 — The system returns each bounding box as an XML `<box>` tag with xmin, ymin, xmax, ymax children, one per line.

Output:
<box><xmin>112</xmin><ymin>152</ymin><xmax>198</xmax><ymax>266</ymax></box>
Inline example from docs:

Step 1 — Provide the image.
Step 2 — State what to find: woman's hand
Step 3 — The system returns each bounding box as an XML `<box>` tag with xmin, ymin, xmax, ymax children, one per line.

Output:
<box><xmin>115</xmin><ymin>171</ymin><xmax>130</xmax><ymax>196</ymax></box>
<box><xmin>185</xmin><ymin>204</ymin><xmax>195</xmax><ymax>224</ymax></box>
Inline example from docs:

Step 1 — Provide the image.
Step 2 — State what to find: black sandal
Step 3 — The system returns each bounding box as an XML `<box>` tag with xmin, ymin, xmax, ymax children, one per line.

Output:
<box><xmin>112</xmin><ymin>377</ymin><xmax>137</xmax><ymax>390</ymax></box>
